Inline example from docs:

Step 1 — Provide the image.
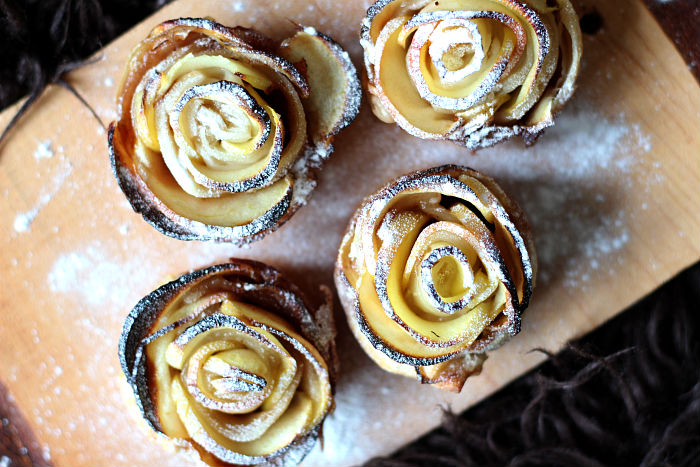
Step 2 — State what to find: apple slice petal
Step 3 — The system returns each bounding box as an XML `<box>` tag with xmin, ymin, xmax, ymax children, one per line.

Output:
<box><xmin>279</xmin><ymin>27</ymin><xmax>362</xmax><ymax>143</ymax></box>
<box><xmin>415</xmin><ymin>352</ymin><xmax>487</xmax><ymax>393</ymax></box>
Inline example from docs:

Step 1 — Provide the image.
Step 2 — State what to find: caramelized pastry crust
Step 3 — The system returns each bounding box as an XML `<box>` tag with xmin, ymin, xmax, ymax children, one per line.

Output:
<box><xmin>119</xmin><ymin>260</ymin><xmax>335</xmax><ymax>467</ymax></box>
<box><xmin>361</xmin><ymin>0</ymin><xmax>582</xmax><ymax>148</ymax></box>
<box><xmin>109</xmin><ymin>18</ymin><xmax>360</xmax><ymax>243</ymax></box>
<box><xmin>335</xmin><ymin>165</ymin><xmax>535</xmax><ymax>392</ymax></box>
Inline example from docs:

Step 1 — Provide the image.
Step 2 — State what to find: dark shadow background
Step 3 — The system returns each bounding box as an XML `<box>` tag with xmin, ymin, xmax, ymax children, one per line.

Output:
<box><xmin>0</xmin><ymin>1</ymin><xmax>698</xmax><ymax>466</ymax></box>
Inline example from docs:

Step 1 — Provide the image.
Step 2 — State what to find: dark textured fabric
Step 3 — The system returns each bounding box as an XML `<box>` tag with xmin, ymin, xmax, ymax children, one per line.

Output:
<box><xmin>0</xmin><ymin>0</ymin><xmax>168</xmax><ymax>110</ymax></box>
<box><xmin>0</xmin><ymin>1</ymin><xmax>699</xmax><ymax>467</ymax></box>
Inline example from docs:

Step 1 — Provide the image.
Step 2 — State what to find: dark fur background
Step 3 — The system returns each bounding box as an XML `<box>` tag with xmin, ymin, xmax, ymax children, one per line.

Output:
<box><xmin>0</xmin><ymin>1</ymin><xmax>698</xmax><ymax>466</ymax></box>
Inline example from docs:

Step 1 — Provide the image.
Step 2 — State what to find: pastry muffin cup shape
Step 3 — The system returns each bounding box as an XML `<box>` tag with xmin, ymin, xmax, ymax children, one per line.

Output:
<box><xmin>360</xmin><ymin>0</ymin><xmax>582</xmax><ymax>149</ymax></box>
<box><xmin>335</xmin><ymin>165</ymin><xmax>536</xmax><ymax>392</ymax></box>
<box><xmin>119</xmin><ymin>259</ymin><xmax>336</xmax><ymax>467</ymax></box>
<box><xmin>109</xmin><ymin>18</ymin><xmax>360</xmax><ymax>244</ymax></box>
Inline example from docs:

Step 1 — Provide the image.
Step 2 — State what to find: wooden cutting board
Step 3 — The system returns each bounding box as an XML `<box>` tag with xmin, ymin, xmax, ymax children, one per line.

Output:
<box><xmin>0</xmin><ymin>0</ymin><xmax>698</xmax><ymax>465</ymax></box>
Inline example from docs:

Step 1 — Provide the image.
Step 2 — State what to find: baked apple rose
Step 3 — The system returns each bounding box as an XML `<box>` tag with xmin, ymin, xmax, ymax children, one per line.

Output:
<box><xmin>109</xmin><ymin>18</ymin><xmax>360</xmax><ymax>243</ymax></box>
<box><xmin>335</xmin><ymin>165</ymin><xmax>535</xmax><ymax>392</ymax></box>
<box><xmin>119</xmin><ymin>260</ymin><xmax>335</xmax><ymax>467</ymax></box>
<box><xmin>361</xmin><ymin>0</ymin><xmax>582</xmax><ymax>148</ymax></box>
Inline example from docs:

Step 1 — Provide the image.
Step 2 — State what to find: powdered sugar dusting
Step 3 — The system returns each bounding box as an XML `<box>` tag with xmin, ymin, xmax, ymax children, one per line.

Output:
<box><xmin>12</xmin><ymin>157</ymin><xmax>72</xmax><ymax>233</ymax></box>
<box><xmin>14</xmin><ymin>209</ymin><xmax>39</xmax><ymax>232</ymax></box>
<box><xmin>290</xmin><ymin>142</ymin><xmax>332</xmax><ymax>207</ymax></box>
<box><xmin>47</xmin><ymin>241</ymin><xmax>155</xmax><ymax>306</ymax></box>
<box><xmin>475</xmin><ymin>105</ymin><xmax>653</xmax><ymax>181</ymax></box>
<box><xmin>472</xmin><ymin>101</ymin><xmax>657</xmax><ymax>290</ymax></box>
<box><xmin>34</xmin><ymin>140</ymin><xmax>54</xmax><ymax>160</ymax></box>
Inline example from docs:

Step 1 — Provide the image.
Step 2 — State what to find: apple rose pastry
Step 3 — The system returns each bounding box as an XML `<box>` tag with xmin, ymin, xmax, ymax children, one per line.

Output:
<box><xmin>119</xmin><ymin>260</ymin><xmax>335</xmax><ymax>467</ymax></box>
<box><xmin>335</xmin><ymin>165</ymin><xmax>535</xmax><ymax>392</ymax></box>
<box><xmin>361</xmin><ymin>0</ymin><xmax>582</xmax><ymax>148</ymax></box>
<box><xmin>109</xmin><ymin>18</ymin><xmax>360</xmax><ymax>243</ymax></box>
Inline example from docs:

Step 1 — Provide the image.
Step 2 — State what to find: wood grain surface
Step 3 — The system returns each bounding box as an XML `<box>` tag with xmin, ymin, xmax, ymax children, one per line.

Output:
<box><xmin>0</xmin><ymin>0</ymin><xmax>698</xmax><ymax>466</ymax></box>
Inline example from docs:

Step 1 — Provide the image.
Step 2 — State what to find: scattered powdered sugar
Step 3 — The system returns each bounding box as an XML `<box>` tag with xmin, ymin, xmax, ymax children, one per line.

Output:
<box><xmin>13</xmin><ymin>209</ymin><xmax>39</xmax><ymax>233</ymax></box>
<box><xmin>34</xmin><ymin>140</ymin><xmax>54</xmax><ymax>160</ymax></box>
<box><xmin>42</xmin><ymin>444</ymin><xmax>51</xmax><ymax>463</ymax></box>
<box><xmin>289</xmin><ymin>142</ymin><xmax>332</xmax><ymax>207</ymax></box>
<box><xmin>13</xmin><ymin>195</ymin><xmax>48</xmax><ymax>232</ymax></box>
<box><xmin>47</xmin><ymin>241</ymin><xmax>153</xmax><ymax>306</ymax></box>
<box><xmin>13</xmin><ymin>161</ymin><xmax>72</xmax><ymax>233</ymax></box>
<box><xmin>454</xmin><ymin>99</ymin><xmax>659</xmax><ymax>290</ymax></box>
<box><xmin>474</xmin><ymin>103</ymin><xmax>652</xmax><ymax>182</ymax></box>
<box><xmin>520</xmin><ymin>185</ymin><xmax>631</xmax><ymax>288</ymax></box>
<box><xmin>48</xmin><ymin>246</ymin><xmax>109</xmax><ymax>305</ymax></box>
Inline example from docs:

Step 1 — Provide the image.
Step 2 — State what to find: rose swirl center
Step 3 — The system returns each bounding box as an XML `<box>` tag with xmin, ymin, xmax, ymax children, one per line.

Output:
<box><xmin>427</xmin><ymin>20</ymin><xmax>485</xmax><ymax>85</ymax></box>
<box><xmin>420</xmin><ymin>245</ymin><xmax>474</xmax><ymax>314</ymax></box>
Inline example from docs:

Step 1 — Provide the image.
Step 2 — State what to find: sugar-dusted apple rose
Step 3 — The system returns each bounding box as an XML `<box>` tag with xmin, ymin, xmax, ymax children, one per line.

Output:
<box><xmin>361</xmin><ymin>0</ymin><xmax>582</xmax><ymax>149</ymax></box>
<box><xmin>119</xmin><ymin>260</ymin><xmax>336</xmax><ymax>467</ymax></box>
<box><xmin>109</xmin><ymin>18</ymin><xmax>360</xmax><ymax>243</ymax></box>
<box><xmin>335</xmin><ymin>165</ymin><xmax>535</xmax><ymax>392</ymax></box>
